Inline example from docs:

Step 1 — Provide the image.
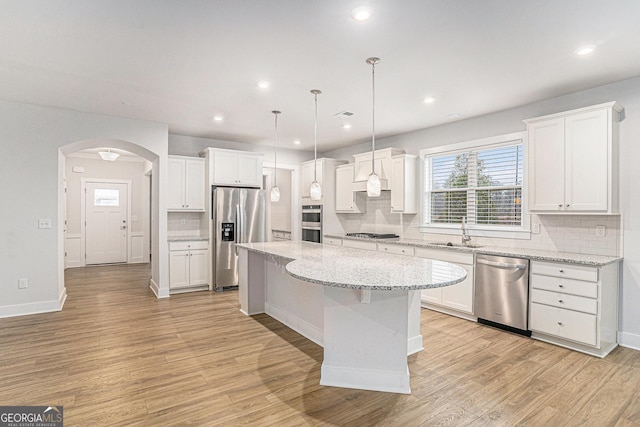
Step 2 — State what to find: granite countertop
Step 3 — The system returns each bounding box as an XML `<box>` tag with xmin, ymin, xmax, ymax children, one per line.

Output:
<box><xmin>324</xmin><ymin>234</ymin><xmax>621</xmax><ymax>266</ymax></box>
<box><xmin>168</xmin><ymin>235</ymin><xmax>209</xmax><ymax>242</ymax></box>
<box><xmin>237</xmin><ymin>241</ymin><xmax>467</xmax><ymax>291</ymax></box>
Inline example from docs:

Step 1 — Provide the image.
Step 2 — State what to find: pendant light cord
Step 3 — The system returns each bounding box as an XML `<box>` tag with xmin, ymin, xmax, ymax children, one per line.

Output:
<box><xmin>370</xmin><ymin>59</ymin><xmax>377</xmax><ymax>175</ymax></box>
<box><xmin>272</xmin><ymin>110</ymin><xmax>281</xmax><ymax>187</ymax></box>
<box><xmin>314</xmin><ymin>92</ymin><xmax>318</xmax><ymax>182</ymax></box>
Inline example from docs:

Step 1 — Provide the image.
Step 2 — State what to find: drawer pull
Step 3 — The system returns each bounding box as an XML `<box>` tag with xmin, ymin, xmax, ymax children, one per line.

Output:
<box><xmin>559</xmin><ymin>269</ymin><xmax>564</xmax><ymax>273</ymax></box>
<box><xmin>558</xmin><ymin>204</ymin><xmax>562</xmax><ymax>208</ymax></box>
<box><xmin>558</xmin><ymin>284</ymin><xmax>564</xmax><ymax>288</ymax></box>
<box><xmin>558</xmin><ymin>299</ymin><xmax>564</xmax><ymax>303</ymax></box>
<box><xmin>557</xmin><ymin>322</ymin><xmax>563</xmax><ymax>326</ymax></box>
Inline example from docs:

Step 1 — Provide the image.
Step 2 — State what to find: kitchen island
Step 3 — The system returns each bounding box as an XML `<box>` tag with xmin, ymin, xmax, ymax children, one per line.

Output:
<box><xmin>236</xmin><ymin>241</ymin><xmax>466</xmax><ymax>394</ymax></box>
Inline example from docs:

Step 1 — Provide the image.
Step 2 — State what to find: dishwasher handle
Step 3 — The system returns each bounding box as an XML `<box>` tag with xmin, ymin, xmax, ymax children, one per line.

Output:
<box><xmin>476</xmin><ymin>258</ymin><xmax>527</xmax><ymax>270</ymax></box>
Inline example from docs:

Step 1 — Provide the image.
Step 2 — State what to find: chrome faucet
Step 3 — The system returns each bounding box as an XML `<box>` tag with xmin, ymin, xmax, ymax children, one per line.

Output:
<box><xmin>461</xmin><ymin>217</ymin><xmax>472</xmax><ymax>246</ymax></box>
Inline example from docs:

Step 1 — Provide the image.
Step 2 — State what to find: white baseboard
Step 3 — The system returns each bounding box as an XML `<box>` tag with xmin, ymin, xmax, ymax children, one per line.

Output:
<box><xmin>149</xmin><ymin>278</ymin><xmax>170</xmax><ymax>299</ymax></box>
<box><xmin>320</xmin><ymin>363</ymin><xmax>411</xmax><ymax>394</ymax></box>
<box><xmin>407</xmin><ymin>335</ymin><xmax>424</xmax><ymax>356</ymax></box>
<box><xmin>0</xmin><ymin>287</ymin><xmax>67</xmax><ymax>319</ymax></box>
<box><xmin>618</xmin><ymin>331</ymin><xmax>640</xmax><ymax>351</ymax></box>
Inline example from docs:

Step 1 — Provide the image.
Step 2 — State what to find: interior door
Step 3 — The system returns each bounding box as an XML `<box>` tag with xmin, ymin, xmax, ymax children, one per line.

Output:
<box><xmin>85</xmin><ymin>181</ymin><xmax>128</xmax><ymax>265</ymax></box>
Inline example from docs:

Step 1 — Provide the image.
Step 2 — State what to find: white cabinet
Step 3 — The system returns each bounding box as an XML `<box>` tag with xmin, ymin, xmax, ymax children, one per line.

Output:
<box><xmin>203</xmin><ymin>148</ymin><xmax>263</xmax><ymax>187</ymax></box>
<box><xmin>342</xmin><ymin>239</ymin><xmax>377</xmax><ymax>251</ymax></box>
<box><xmin>390</xmin><ymin>154</ymin><xmax>418</xmax><ymax>214</ymax></box>
<box><xmin>300</xmin><ymin>158</ymin><xmax>346</xmax><ymax>204</ymax></box>
<box><xmin>529</xmin><ymin>259</ymin><xmax>619</xmax><ymax>357</ymax></box>
<box><xmin>377</xmin><ymin>243</ymin><xmax>414</xmax><ymax>257</ymax></box>
<box><xmin>525</xmin><ymin>102</ymin><xmax>622</xmax><ymax>213</ymax></box>
<box><xmin>416</xmin><ymin>248</ymin><xmax>474</xmax><ymax>317</ymax></box>
<box><xmin>324</xmin><ymin>237</ymin><xmax>342</xmax><ymax>246</ymax></box>
<box><xmin>352</xmin><ymin>148</ymin><xmax>404</xmax><ymax>192</ymax></box>
<box><xmin>335</xmin><ymin>164</ymin><xmax>364</xmax><ymax>213</ymax></box>
<box><xmin>169</xmin><ymin>241</ymin><xmax>209</xmax><ymax>290</ymax></box>
<box><xmin>168</xmin><ymin>156</ymin><xmax>205</xmax><ymax>211</ymax></box>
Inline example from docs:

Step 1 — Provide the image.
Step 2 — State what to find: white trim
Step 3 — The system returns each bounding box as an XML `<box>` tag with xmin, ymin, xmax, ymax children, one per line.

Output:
<box><xmin>419</xmin><ymin>131</ymin><xmax>526</xmax><ymax>157</ymax></box>
<box><xmin>81</xmin><ymin>178</ymin><xmax>133</xmax><ymax>266</ymax></box>
<box><xmin>420</xmin><ymin>224</ymin><xmax>532</xmax><ymax>240</ymax></box>
<box><xmin>618</xmin><ymin>331</ymin><xmax>640</xmax><ymax>351</ymax></box>
<box><xmin>265</xmin><ymin>302</ymin><xmax>324</xmax><ymax>347</ymax></box>
<box><xmin>149</xmin><ymin>278</ymin><xmax>169</xmax><ymax>298</ymax></box>
<box><xmin>263</xmin><ymin>162</ymin><xmax>301</xmax><ymax>242</ymax></box>
<box><xmin>0</xmin><ymin>287</ymin><xmax>67</xmax><ymax>319</ymax></box>
<box><xmin>320</xmin><ymin>363</ymin><xmax>411</xmax><ymax>394</ymax></box>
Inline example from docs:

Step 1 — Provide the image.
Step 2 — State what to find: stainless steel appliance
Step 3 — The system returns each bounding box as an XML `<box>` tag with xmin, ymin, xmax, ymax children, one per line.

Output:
<box><xmin>212</xmin><ymin>187</ymin><xmax>267</xmax><ymax>291</ymax></box>
<box><xmin>301</xmin><ymin>204</ymin><xmax>322</xmax><ymax>243</ymax></box>
<box><xmin>474</xmin><ymin>254</ymin><xmax>531</xmax><ymax>336</ymax></box>
<box><xmin>345</xmin><ymin>232</ymin><xmax>399</xmax><ymax>239</ymax></box>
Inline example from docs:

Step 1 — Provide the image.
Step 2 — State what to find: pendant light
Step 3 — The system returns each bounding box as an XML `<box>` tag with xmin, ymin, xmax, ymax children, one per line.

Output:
<box><xmin>99</xmin><ymin>148</ymin><xmax>119</xmax><ymax>162</ymax></box>
<box><xmin>310</xmin><ymin>89</ymin><xmax>322</xmax><ymax>201</ymax></box>
<box><xmin>366</xmin><ymin>57</ymin><xmax>381</xmax><ymax>197</ymax></box>
<box><xmin>270</xmin><ymin>110</ymin><xmax>281</xmax><ymax>202</ymax></box>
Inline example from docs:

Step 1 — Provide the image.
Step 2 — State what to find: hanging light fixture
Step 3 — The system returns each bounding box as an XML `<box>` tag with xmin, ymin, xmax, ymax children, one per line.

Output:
<box><xmin>310</xmin><ymin>89</ymin><xmax>322</xmax><ymax>201</ymax></box>
<box><xmin>270</xmin><ymin>110</ymin><xmax>281</xmax><ymax>202</ymax></box>
<box><xmin>366</xmin><ymin>57</ymin><xmax>381</xmax><ymax>197</ymax></box>
<box><xmin>99</xmin><ymin>148</ymin><xmax>119</xmax><ymax>162</ymax></box>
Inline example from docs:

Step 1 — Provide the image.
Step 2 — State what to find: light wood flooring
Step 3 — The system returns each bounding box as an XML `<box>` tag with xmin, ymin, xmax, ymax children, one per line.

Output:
<box><xmin>1</xmin><ymin>264</ymin><xmax>640</xmax><ymax>426</ymax></box>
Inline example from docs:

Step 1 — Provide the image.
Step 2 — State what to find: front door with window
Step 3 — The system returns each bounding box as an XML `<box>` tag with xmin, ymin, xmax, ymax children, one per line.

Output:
<box><xmin>85</xmin><ymin>182</ymin><xmax>128</xmax><ymax>264</ymax></box>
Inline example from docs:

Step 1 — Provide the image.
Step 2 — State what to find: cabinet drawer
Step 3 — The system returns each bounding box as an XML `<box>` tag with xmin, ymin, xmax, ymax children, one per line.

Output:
<box><xmin>530</xmin><ymin>302</ymin><xmax>597</xmax><ymax>346</ymax></box>
<box><xmin>342</xmin><ymin>239</ymin><xmax>377</xmax><ymax>251</ymax></box>
<box><xmin>169</xmin><ymin>240</ymin><xmax>209</xmax><ymax>251</ymax></box>
<box><xmin>531</xmin><ymin>273</ymin><xmax>598</xmax><ymax>298</ymax></box>
<box><xmin>415</xmin><ymin>247</ymin><xmax>473</xmax><ymax>265</ymax></box>
<box><xmin>324</xmin><ymin>237</ymin><xmax>342</xmax><ymax>246</ymax></box>
<box><xmin>378</xmin><ymin>244</ymin><xmax>414</xmax><ymax>257</ymax></box>
<box><xmin>531</xmin><ymin>261</ymin><xmax>598</xmax><ymax>282</ymax></box>
<box><xmin>531</xmin><ymin>289</ymin><xmax>597</xmax><ymax>315</ymax></box>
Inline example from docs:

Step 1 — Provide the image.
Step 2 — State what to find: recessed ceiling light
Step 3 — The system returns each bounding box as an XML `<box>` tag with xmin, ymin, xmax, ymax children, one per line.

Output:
<box><xmin>342</xmin><ymin>123</ymin><xmax>352</xmax><ymax>129</ymax></box>
<box><xmin>351</xmin><ymin>6</ymin><xmax>373</xmax><ymax>21</ymax></box>
<box><xmin>423</xmin><ymin>96</ymin><xmax>437</xmax><ymax>104</ymax></box>
<box><xmin>257</xmin><ymin>81</ymin><xmax>270</xmax><ymax>89</ymax></box>
<box><xmin>213</xmin><ymin>115</ymin><xmax>224</xmax><ymax>122</ymax></box>
<box><xmin>293</xmin><ymin>140</ymin><xmax>301</xmax><ymax>145</ymax></box>
<box><xmin>575</xmin><ymin>45</ymin><xmax>596</xmax><ymax>56</ymax></box>
<box><xmin>448</xmin><ymin>114</ymin><xmax>461</xmax><ymax>120</ymax></box>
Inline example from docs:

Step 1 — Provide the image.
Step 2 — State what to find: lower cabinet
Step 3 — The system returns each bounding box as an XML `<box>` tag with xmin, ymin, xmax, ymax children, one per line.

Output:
<box><xmin>415</xmin><ymin>248</ymin><xmax>475</xmax><ymax>318</ymax></box>
<box><xmin>529</xmin><ymin>260</ymin><xmax>619</xmax><ymax>357</ymax></box>
<box><xmin>169</xmin><ymin>241</ymin><xmax>209</xmax><ymax>290</ymax></box>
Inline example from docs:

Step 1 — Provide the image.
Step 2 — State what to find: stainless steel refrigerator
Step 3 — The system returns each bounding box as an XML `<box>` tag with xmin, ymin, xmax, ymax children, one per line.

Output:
<box><xmin>212</xmin><ymin>187</ymin><xmax>267</xmax><ymax>291</ymax></box>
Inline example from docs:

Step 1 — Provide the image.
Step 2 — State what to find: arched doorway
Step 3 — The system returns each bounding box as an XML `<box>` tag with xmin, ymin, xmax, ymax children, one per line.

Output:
<box><xmin>58</xmin><ymin>138</ymin><xmax>168</xmax><ymax>300</ymax></box>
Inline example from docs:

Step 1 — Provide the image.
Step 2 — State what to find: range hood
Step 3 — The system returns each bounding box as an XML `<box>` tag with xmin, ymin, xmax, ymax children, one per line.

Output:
<box><xmin>352</xmin><ymin>178</ymin><xmax>390</xmax><ymax>192</ymax></box>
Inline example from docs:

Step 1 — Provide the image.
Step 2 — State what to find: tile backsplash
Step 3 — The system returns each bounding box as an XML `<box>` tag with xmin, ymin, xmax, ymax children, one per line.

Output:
<box><xmin>336</xmin><ymin>192</ymin><xmax>622</xmax><ymax>257</ymax></box>
<box><xmin>168</xmin><ymin>212</ymin><xmax>208</xmax><ymax>238</ymax></box>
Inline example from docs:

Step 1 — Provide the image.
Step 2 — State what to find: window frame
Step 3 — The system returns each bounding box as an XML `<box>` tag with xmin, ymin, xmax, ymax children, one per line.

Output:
<box><xmin>419</xmin><ymin>131</ymin><xmax>530</xmax><ymax>240</ymax></box>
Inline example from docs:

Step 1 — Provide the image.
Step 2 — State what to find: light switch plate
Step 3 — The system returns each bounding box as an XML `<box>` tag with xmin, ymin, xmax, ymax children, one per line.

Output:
<box><xmin>596</xmin><ymin>225</ymin><xmax>606</xmax><ymax>237</ymax></box>
<box><xmin>38</xmin><ymin>219</ymin><xmax>52</xmax><ymax>229</ymax></box>
<box><xmin>19</xmin><ymin>278</ymin><xmax>28</xmax><ymax>289</ymax></box>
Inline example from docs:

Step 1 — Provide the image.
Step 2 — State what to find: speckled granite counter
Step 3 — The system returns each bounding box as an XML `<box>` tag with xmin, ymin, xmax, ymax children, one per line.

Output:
<box><xmin>237</xmin><ymin>241</ymin><xmax>467</xmax><ymax>291</ymax></box>
<box><xmin>167</xmin><ymin>235</ymin><xmax>209</xmax><ymax>242</ymax></box>
<box><xmin>324</xmin><ymin>234</ymin><xmax>622</xmax><ymax>266</ymax></box>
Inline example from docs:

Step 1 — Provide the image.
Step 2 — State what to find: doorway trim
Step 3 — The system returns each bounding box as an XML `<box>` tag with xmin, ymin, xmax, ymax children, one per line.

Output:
<box><xmin>263</xmin><ymin>162</ymin><xmax>300</xmax><ymax>241</ymax></box>
<box><xmin>80</xmin><ymin>178</ymin><xmax>132</xmax><ymax>267</ymax></box>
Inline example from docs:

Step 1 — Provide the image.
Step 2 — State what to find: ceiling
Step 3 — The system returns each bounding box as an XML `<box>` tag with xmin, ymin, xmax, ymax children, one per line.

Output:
<box><xmin>1</xmin><ymin>1</ymin><xmax>639</xmax><ymax>152</ymax></box>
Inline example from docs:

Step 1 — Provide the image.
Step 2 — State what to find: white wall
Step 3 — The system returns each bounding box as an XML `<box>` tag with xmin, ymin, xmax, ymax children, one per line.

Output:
<box><xmin>169</xmin><ymin>133</ymin><xmax>313</xmax><ymax>165</ymax></box>
<box><xmin>0</xmin><ymin>100</ymin><xmax>169</xmax><ymax>317</ymax></box>
<box><xmin>324</xmin><ymin>76</ymin><xmax>640</xmax><ymax>347</ymax></box>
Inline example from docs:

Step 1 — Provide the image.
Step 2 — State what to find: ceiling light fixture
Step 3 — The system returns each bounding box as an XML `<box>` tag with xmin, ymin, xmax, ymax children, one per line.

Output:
<box><xmin>351</xmin><ymin>6</ymin><xmax>373</xmax><ymax>21</ymax></box>
<box><xmin>575</xmin><ymin>45</ymin><xmax>596</xmax><ymax>56</ymax></box>
<box><xmin>448</xmin><ymin>113</ymin><xmax>461</xmax><ymax>120</ymax></box>
<box><xmin>310</xmin><ymin>89</ymin><xmax>322</xmax><ymax>201</ymax></box>
<box><xmin>257</xmin><ymin>80</ymin><xmax>270</xmax><ymax>89</ymax></box>
<box><xmin>99</xmin><ymin>148</ymin><xmax>119</xmax><ymax>162</ymax></box>
<box><xmin>342</xmin><ymin>123</ymin><xmax>352</xmax><ymax>129</ymax></box>
<box><xmin>213</xmin><ymin>115</ymin><xmax>224</xmax><ymax>122</ymax></box>
<box><xmin>293</xmin><ymin>139</ymin><xmax>301</xmax><ymax>145</ymax></box>
<box><xmin>270</xmin><ymin>110</ymin><xmax>281</xmax><ymax>203</ymax></box>
<box><xmin>423</xmin><ymin>96</ymin><xmax>437</xmax><ymax>104</ymax></box>
<box><xmin>366</xmin><ymin>57</ymin><xmax>381</xmax><ymax>198</ymax></box>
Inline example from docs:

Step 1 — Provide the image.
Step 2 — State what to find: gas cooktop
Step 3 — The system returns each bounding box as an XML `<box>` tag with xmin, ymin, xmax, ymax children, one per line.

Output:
<box><xmin>344</xmin><ymin>232</ymin><xmax>399</xmax><ymax>239</ymax></box>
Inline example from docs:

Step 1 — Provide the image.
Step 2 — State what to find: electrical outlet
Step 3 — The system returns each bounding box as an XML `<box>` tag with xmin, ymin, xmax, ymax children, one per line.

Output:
<box><xmin>181</xmin><ymin>217</ymin><xmax>186</xmax><ymax>225</ymax></box>
<box><xmin>532</xmin><ymin>223</ymin><xmax>541</xmax><ymax>234</ymax></box>
<box><xmin>596</xmin><ymin>225</ymin><xmax>606</xmax><ymax>237</ymax></box>
<box><xmin>18</xmin><ymin>278</ymin><xmax>28</xmax><ymax>289</ymax></box>
<box><xmin>38</xmin><ymin>218</ymin><xmax>52</xmax><ymax>229</ymax></box>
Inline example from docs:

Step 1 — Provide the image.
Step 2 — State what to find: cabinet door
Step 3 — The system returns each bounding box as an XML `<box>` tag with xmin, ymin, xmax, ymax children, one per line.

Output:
<box><xmin>301</xmin><ymin>161</ymin><xmax>323</xmax><ymax>198</ymax></box>
<box><xmin>390</xmin><ymin>157</ymin><xmax>405</xmax><ymax>211</ymax></box>
<box><xmin>168</xmin><ymin>158</ymin><xmax>186</xmax><ymax>210</ymax></box>
<box><xmin>528</xmin><ymin>118</ymin><xmax>565</xmax><ymax>211</ymax></box>
<box><xmin>441</xmin><ymin>264</ymin><xmax>474</xmax><ymax>314</ymax></box>
<box><xmin>184</xmin><ymin>159</ymin><xmax>205</xmax><ymax>210</ymax></box>
<box><xmin>188</xmin><ymin>249</ymin><xmax>209</xmax><ymax>286</ymax></box>
<box><xmin>421</xmin><ymin>288</ymin><xmax>442</xmax><ymax>305</ymax></box>
<box><xmin>335</xmin><ymin>165</ymin><xmax>356</xmax><ymax>211</ymax></box>
<box><xmin>565</xmin><ymin>109</ymin><xmax>608</xmax><ymax>211</ymax></box>
<box><xmin>169</xmin><ymin>251</ymin><xmax>189</xmax><ymax>288</ymax></box>
<box><xmin>237</xmin><ymin>154</ymin><xmax>262</xmax><ymax>187</ymax></box>
<box><xmin>213</xmin><ymin>151</ymin><xmax>239</xmax><ymax>185</ymax></box>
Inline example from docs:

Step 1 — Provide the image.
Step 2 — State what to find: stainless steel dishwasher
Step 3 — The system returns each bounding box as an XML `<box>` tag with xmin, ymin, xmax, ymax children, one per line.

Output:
<box><xmin>474</xmin><ymin>254</ymin><xmax>531</xmax><ymax>336</ymax></box>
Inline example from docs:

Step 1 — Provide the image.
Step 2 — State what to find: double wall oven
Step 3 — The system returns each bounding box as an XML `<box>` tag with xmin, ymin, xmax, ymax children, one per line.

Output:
<box><xmin>301</xmin><ymin>205</ymin><xmax>322</xmax><ymax>243</ymax></box>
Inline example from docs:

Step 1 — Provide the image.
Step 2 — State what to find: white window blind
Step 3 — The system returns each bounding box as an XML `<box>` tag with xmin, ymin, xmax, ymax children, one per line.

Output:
<box><xmin>426</xmin><ymin>143</ymin><xmax>523</xmax><ymax>227</ymax></box>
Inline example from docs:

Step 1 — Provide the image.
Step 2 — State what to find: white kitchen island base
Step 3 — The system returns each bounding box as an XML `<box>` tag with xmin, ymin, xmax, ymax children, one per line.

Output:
<box><xmin>236</xmin><ymin>242</ymin><xmax>466</xmax><ymax>395</ymax></box>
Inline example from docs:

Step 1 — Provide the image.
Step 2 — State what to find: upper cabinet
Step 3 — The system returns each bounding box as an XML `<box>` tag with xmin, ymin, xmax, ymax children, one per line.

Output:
<box><xmin>335</xmin><ymin>164</ymin><xmax>364</xmax><ymax>213</ymax></box>
<box><xmin>202</xmin><ymin>148</ymin><xmax>263</xmax><ymax>188</ymax></box>
<box><xmin>300</xmin><ymin>158</ymin><xmax>346</xmax><ymax>203</ymax></box>
<box><xmin>525</xmin><ymin>102</ymin><xmax>623</xmax><ymax>214</ymax></box>
<box><xmin>168</xmin><ymin>156</ymin><xmax>206</xmax><ymax>211</ymax></box>
<box><xmin>390</xmin><ymin>154</ymin><xmax>418</xmax><ymax>214</ymax></box>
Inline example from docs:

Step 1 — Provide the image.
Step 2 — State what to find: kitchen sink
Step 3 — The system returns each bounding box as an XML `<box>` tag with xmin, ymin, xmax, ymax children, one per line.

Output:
<box><xmin>430</xmin><ymin>242</ymin><xmax>483</xmax><ymax>249</ymax></box>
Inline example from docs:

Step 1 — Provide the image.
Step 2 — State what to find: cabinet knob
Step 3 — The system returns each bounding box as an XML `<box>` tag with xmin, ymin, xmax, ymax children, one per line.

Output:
<box><xmin>558</xmin><ymin>299</ymin><xmax>564</xmax><ymax>303</ymax></box>
<box><xmin>558</xmin><ymin>284</ymin><xmax>564</xmax><ymax>288</ymax></box>
<box><xmin>559</xmin><ymin>269</ymin><xmax>564</xmax><ymax>273</ymax></box>
<box><xmin>566</xmin><ymin>204</ymin><xmax>570</xmax><ymax>208</ymax></box>
<box><xmin>558</xmin><ymin>204</ymin><xmax>562</xmax><ymax>208</ymax></box>
<box><xmin>557</xmin><ymin>322</ymin><xmax>563</xmax><ymax>326</ymax></box>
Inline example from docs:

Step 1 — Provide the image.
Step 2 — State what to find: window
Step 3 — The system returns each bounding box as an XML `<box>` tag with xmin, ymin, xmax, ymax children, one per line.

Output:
<box><xmin>421</xmin><ymin>132</ymin><xmax>528</xmax><ymax>237</ymax></box>
<box><xmin>94</xmin><ymin>189</ymin><xmax>120</xmax><ymax>207</ymax></box>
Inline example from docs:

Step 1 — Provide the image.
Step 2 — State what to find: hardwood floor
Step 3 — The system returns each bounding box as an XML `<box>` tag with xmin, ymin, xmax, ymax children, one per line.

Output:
<box><xmin>1</xmin><ymin>263</ymin><xmax>640</xmax><ymax>426</ymax></box>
